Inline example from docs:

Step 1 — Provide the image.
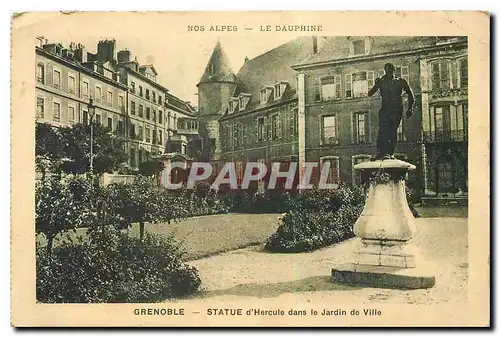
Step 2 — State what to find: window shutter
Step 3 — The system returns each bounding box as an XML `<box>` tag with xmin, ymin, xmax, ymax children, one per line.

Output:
<box><xmin>365</xmin><ymin>113</ymin><xmax>370</xmax><ymax>143</ymax></box>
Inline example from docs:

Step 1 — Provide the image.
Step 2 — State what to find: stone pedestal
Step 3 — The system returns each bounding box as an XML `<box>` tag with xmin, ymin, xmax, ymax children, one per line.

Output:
<box><xmin>332</xmin><ymin>159</ymin><xmax>436</xmax><ymax>289</ymax></box>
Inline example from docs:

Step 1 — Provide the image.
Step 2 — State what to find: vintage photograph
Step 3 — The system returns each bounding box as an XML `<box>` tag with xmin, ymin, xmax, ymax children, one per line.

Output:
<box><xmin>11</xmin><ymin>11</ymin><xmax>489</xmax><ymax>327</ymax></box>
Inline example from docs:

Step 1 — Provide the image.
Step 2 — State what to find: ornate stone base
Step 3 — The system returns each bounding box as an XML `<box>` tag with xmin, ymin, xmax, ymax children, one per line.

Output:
<box><xmin>330</xmin><ymin>159</ymin><xmax>435</xmax><ymax>289</ymax></box>
<box><xmin>331</xmin><ymin>263</ymin><xmax>436</xmax><ymax>289</ymax></box>
<box><xmin>355</xmin><ymin>239</ymin><xmax>418</xmax><ymax>268</ymax></box>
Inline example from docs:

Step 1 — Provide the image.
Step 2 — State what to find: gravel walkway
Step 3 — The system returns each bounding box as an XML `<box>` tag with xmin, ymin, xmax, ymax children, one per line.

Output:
<box><xmin>179</xmin><ymin>218</ymin><xmax>467</xmax><ymax>305</ymax></box>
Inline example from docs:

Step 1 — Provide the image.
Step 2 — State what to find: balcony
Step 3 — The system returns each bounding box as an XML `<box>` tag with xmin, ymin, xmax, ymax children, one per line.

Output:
<box><xmin>423</xmin><ymin>130</ymin><xmax>467</xmax><ymax>143</ymax></box>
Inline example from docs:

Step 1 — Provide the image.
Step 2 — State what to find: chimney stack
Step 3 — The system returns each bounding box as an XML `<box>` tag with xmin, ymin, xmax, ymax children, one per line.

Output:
<box><xmin>312</xmin><ymin>36</ymin><xmax>318</xmax><ymax>54</ymax></box>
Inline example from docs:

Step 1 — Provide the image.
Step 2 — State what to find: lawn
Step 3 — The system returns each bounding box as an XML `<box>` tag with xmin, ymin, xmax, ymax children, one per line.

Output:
<box><xmin>414</xmin><ymin>205</ymin><xmax>468</xmax><ymax>218</ymax></box>
<box><xmin>37</xmin><ymin>213</ymin><xmax>282</xmax><ymax>260</ymax></box>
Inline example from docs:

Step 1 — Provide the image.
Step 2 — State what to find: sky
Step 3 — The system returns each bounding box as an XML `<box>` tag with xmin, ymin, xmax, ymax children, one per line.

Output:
<box><xmin>32</xmin><ymin>12</ymin><xmax>297</xmax><ymax>105</ymax></box>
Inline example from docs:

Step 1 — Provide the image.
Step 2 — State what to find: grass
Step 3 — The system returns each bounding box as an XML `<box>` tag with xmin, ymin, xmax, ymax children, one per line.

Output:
<box><xmin>414</xmin><ymin>205</ymin><xmax>468</xmax><ymax>218</ymax></box>
<box><xmin>37</xmin><ymin>213</ymin><xmax>282</xmax><ymax>260</ymax></box>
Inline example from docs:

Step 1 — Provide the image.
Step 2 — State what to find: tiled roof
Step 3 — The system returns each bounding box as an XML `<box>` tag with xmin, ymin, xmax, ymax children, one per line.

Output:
<box><xmin>294</xmin><ymin>36</ymin><xmax>468</xmax><ymax>68</ymax></box>
<box><xmin>227</xmin><ymin>36</ymin><xmax>317</xmax><ymax>114</ymax></box>
<box><xmin>198</xmin><ymin>40</ymin><xmax>237</xmax><ymax>84</ymax></box>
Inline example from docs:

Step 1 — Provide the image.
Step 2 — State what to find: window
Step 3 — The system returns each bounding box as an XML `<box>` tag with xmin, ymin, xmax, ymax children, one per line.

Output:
<box><xmin>234</xmin><ymin>123</ymin><xmax>240</xmax><ymax>146</ymax></box>
<box><xmin>260</xmin><ymin>88</ymin><xmax>268</xmax><ymax>104</ymax></box>
<box><xmin>131</xmin><ymin>101</ymin><xmax>136</xmax><ymax>115</ymax></box>
<box><xmin>152</xmin><ymin>91</ymin><xmax>156</xmax><ymax>103</ymax></box>
<box><xmin>367</xmin><ymin>71</ymin><xmax>375</xmax><ymax>88</ymax></box>
<box><xmin>321</xmin><ymin>76</ymin><xmax>342</xmax><ymax>101</ymax></box>
<box><xmin>145</xmin><ymin>126</ymin><xmax>151</xmax><ymax>142</ymax></box>
<box><xmin>36</xmin><ymin>97</ymin><xmax>44</xmax><ymax>119</ymax></box>
<box><xmin>274</xmin><ymin>83</ymin><xmax>283</xmax><ymax>99</ymax></box>
<box><xmin>82</xmin><ymin>81</ymin><xmax>89</xmax><ymax>97</ymax></box>
<box><xmin>431</xmin><ymin>60</ymin><xmax>451</xmax><ymax>90</ymax></box>
<box><xmin>119</xmin><ymin>96</ymin><xmax>124</xmax><ymax>110</ymax></box>
<box><xmin>257</xmin><ymin>117</ymin><xmax>265</xmax><ymax>141</ymax></box>
<box><xmin>36</xmin><ymin>63</ymin><xmax>45</xmax><ymax>84</ymax></box>
<box><xmin>139</xmin><ymin>105</ymin><xmax>144</xmax><ymax>117</ymax></box>
<box><xmin>138</xmin><ymin>126</ymin><xmax>144</xmax><ymax>140</ymax></box>
<box><xmin>130</xmin><ymin>81</ymin><xmax>136</xmax><ymax>93</ymax></box>
<box><xmin>158</xmin><ymin>110</ymin><xmax>163</xmax><ymax>124</ymax></box>
<box><xmin>158</xmin><ymin>130</ymin><xmax>163</xmax><ymax>145</ymax></box>
<box><xmin>53</xmin><ymin>69</ymin><xmax>61</xmax><ymax>89</ymax></box>
<box><xmin>352</xmin><ymin>72</ymin><xmax>368</xmax><ymax>98</ymax></box>
<box><xmin>459</xmin><ymin>58</ymin><xmax>468</xmax><ymax>88</ymax></box>
<box><xmin>208</xmin><ymin>63</ymin><xmax>214</xmax><ymax>76</ymax></box>
<box><xmin>139</xmin><ymin>86</ymin><xmax>143</xmax><ymax>97</ymax></box>
<box><xmin>158</xmin><ymin>95</ymin><xmax>162</xmax><ymax>105</ymax></box>
<box><xmin>152</xmin><ymin>129</ymin><xmax>157</xmax><ymax>144</ymax></box>
<box><xmin>271</xmin><ymin>114</ymin><xmax>280</xmax><ymax>140</ymax></box>
<box><xmin>290</xmin><ymin>108</ymin><xmax>298</xmax><ymax>136</ymax></box>
<box><xmin>53</xmin><ymin>102</ymin><xmax>61</xmax><ymax>122</ymax></box>
<box><xmin>107</xmin><ymin>91</ymin><xmax>113</xmax><ymax>107</ymax></box>
<box><xmin>96</xmin><ymin>86</ymin><xmax>102</xmax><ymax>102</ymax></box>
<box><xmin>239</xmin><ymin>95</ymin><xmax>250</xmax><ymax>111</ymax></box>
<box><xmin>353</xmin><ymin>112</ymin><xmax>368</xmax><ymax>143</ymax></box>
<box><xmin>352</xmin><ymin>40</ymin><xmax>366</xmax><ymax>55</ymax></box>
<box><xmin>320</xmin><ymin>156</ymin><xmax>340</xmax><ymax>184</ymax></box>
<box><xmin>345</xmin><ymin>74</ymin><xmax>352</xmax><ymax>98</ymax></box>
<box><xmin>397</xmin><ymin>119</ymin><xmax>406</xmax><ymax>141</ymax></box>
<box><xmin>146</xmin><ymin>89</ymin><xmax>150</xmax><ymax>100</ymax></box>
<box><xmin>68</xmin><ymin>75</ymin><xmax>76</xmax><ymax>94</ymax></box>
<box><xmin>130</xmin><ymin>148</ymin><xmax>136</xmax><ymax>167</ymax></box>
<box><xmin>427</xmin><ymin>104</ymin><xmax>466</xmax><ymax>142</ymax></box>
<box><xmin>83</xmin><ymin>109</ymin><xmax>88</xmax><ymax>125</ymax></box>
<box><xmin>68</xmin><ymin>106</ymin><xmax>75</xmax><ymax>122</ymax></box>
<box><xmin>152</xmin><ymin>109</ymin><xmax>156</xmax><ymax>122</ymax></box>
<box><xmin>322</xmin><ymin>115</ymin><xmax>337</xmax><ymax>144</ymax></box>
<box><xmin>107</xmin><ymin>117</ymin><xmax>112</xmax><ymax>130</ymax></box>
<box><xmin>129</xmin><ymin>124</ymin><xmax>135</xmax><ymax>138</ymax></box>
<box><xmin>396</xmin><ymin>66</ymin><xmax>409</xmax><ymax>82</ymax></box>
<box><xmin>146</xmin><ymin>107</ymin><xmax>151</xmax><ymax>120</ymax></box>
<box><xmin>96</xmin><ymin>114</ymin><xmax>101</xmax><ymax>125</ymax></box>
<box><xmin>118</xmin><ymin>120</ymin><xmax>124</xmax><ymax>135</ymax></box>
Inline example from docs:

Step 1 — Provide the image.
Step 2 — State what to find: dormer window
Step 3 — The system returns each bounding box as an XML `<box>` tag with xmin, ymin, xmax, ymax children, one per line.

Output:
<box><xmin>274</xmin><ymin>81</ymin><xmax>288</xmax><ymax>100</ymax></box>
<box><xmin>349</xmin><ymin>37</ymin><xmax>371</xmax><ymax>56</ymax></box>
<box><xmin>238</xmin><ymin>93</ymin><xmax>251</xmax><ymax>111</ymax></box>
<box><xmin>260</xmin><ymin>86</ymin><xmax>273</xmax><ymax>104</ymax></box>
<box><xmin>228</xmin><ymin>98</ymin><xmax>239</xmax><ymax>114</ymax></box>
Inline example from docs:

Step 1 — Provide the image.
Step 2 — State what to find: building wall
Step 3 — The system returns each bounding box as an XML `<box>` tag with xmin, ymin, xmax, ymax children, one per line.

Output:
<box><xmin>36</xmin><ymin>49</ymin><xmax>127</xmax><ymax>132</ymax></box>
<box><xmin>218</xmin><ymin>100</ymin><xmax>299</xmax><ymax>165</ymax></box>
<box><xmin>120</xmin><ymin>70</ymin><xmax>169</xmax><ymax>168</ymax></box>
<box><xmin>302</xmin><ymin>56</ymin><xmax>422</xmax><ymax>188</ymax></box>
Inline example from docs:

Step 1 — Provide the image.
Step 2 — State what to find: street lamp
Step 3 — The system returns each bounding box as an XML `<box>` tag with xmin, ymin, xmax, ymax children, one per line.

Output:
<box><xmin>87</xmin><ymin>98</ymin><xmax>96</xmax><ymax>175</ymax></box>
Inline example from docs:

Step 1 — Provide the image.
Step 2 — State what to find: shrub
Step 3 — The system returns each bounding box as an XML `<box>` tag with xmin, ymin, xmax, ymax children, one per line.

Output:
<box><xmin>264</xmin><ymin>184</ymin><xmax>365</xmax><ymax>253</ymax></box>
<box><xmin>36</xmin><ymin>229</ymin><xmax>201</xmax><ymax>303</ymax></box>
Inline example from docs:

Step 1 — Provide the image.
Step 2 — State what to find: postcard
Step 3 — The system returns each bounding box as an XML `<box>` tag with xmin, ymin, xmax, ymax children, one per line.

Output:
<box><xmin>11</xmin><ymin>11</ymin><xmax>489</xmax><ymax>327</ymax></box>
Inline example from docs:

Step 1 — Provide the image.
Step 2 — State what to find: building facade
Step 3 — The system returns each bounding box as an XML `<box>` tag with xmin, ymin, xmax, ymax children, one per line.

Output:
<box><xmin>197</xmin><ymin>37</ymin><xmax>325</xmax><ymax>185</ymax></box>
<box><xmin>292</xmin><ymin>36</ymin><xmax>467</xmax><ymax>198</ymax></box>
<box><xmin>35</xmin><ymin>37</ymin><xmax>198</xmax><ymax>173</ymax></box>
<box><xmin>198</xmin><ymin>36</ymin><xmax>468</xmax><ymax>199</ymax></box>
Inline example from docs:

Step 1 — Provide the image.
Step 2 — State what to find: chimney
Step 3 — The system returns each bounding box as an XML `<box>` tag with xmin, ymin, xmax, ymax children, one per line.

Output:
<box><xmin>312</xmin><ymin>36</ymin><xmax>318</xmax><ymax>54</ymax></box>
<box><xmin>244</xmin><ymin>56</ymin><xmax>249</xmax><ymax>62</ymax></box>
<box><xmin>117</xmin><ymin>49</ymin><xmax>131</xmax><ymax>63</ymax></box>
<box><xmin>74</xmin><ymin>44</ymin><xmax>87</xmax><ymax>63</ymax></box>
<box><xmin>97</xmin><ymin>39</ymin><xmax>116</xmax><ymax>62</ymax></box>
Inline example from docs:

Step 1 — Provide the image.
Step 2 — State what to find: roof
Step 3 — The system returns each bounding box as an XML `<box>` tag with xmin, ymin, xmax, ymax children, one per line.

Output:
<box><xmin>198</xmin><ymin>40</ymin><xmax>237</xmax><ymax>84</ymax></box>
<box><xmin>139</xmin><ymin>64</ymin><xmax>158</xmax><ymax>76</ymax></box>
<box><xmin>222</xmin><ymin>36</ymin><xmax>319</xmax><ymax>116</ymax></box>
<box><xmin>294</xmin><ymin>36</ymin><xmax>468</xmax><ymax>69</ymax></box>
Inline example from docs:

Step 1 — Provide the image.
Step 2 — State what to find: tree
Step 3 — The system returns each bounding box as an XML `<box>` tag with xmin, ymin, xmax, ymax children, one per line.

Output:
<box><xmin>57</xmin><ymin>122</ymin><xmax>128</xmax><ymax>175</ymax></box>
<box><xmin>106</xmin><ymin>176</ymin><xmax>186</xmax><ymax>240</ymax></box>
<box><xmin>138</xmin><ymin>159</ymin><xmax>165</xmax><ymax>180</ymax></box>
<box><xmin>35</xmin><ymin>177</ymin><xmax>93</xmax><ymax>254</ymax></box>
<box><xmin>35</xmin><ymin>123</ymin><xmax>64</xmax><ymax>181</ymax></box>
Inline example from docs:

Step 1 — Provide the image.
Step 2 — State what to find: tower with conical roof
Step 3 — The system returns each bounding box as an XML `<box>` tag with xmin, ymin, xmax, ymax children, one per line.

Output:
<box><xmin>197</xmin><ymin>40</ymin><xmax>237</xmax><ymax>161</ymax></box>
